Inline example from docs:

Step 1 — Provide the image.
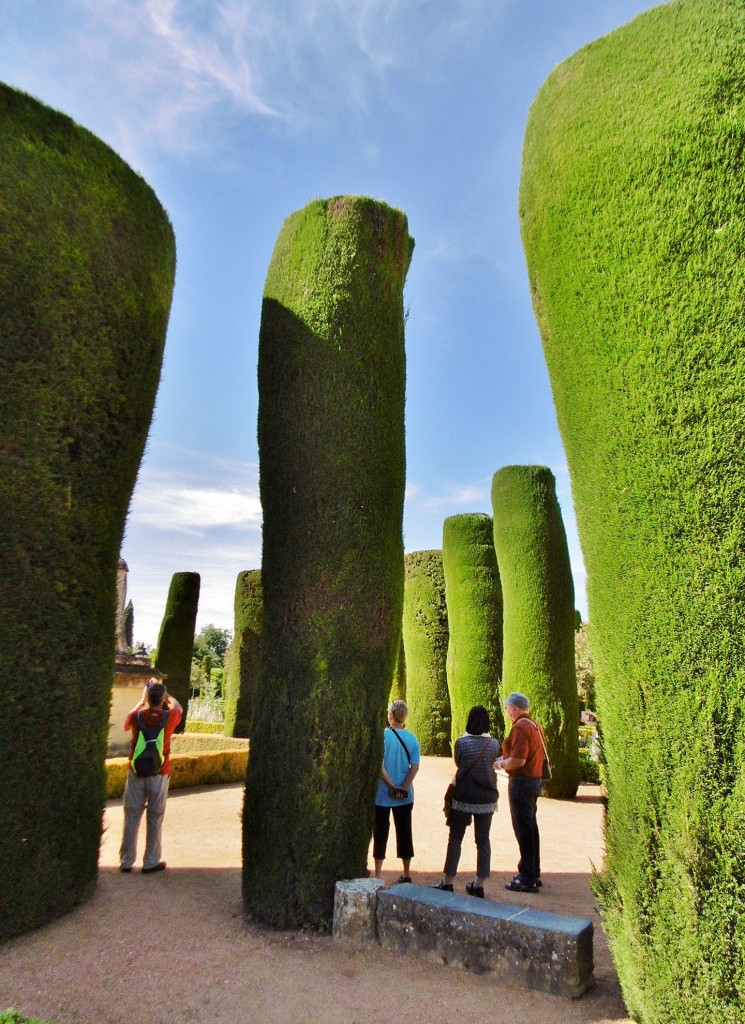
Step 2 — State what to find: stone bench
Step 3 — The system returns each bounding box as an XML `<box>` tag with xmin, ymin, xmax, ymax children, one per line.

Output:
<box><xmin>333</xmin><ymin>880</ymin><xmax>593</xmax><ymax>999</ymax></box>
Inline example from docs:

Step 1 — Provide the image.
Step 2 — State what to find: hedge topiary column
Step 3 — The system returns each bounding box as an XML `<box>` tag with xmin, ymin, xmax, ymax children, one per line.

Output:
<box><xmin>153</xmin><ymin>572</ymin><xmax>201</xmax><ymax>732</ymax></box>
<box><xmin>388</xmin><ymin>635</ymin><xmax>406</xmax><ymax>704</ymax></box>
<box><xmin>402</xmin><ymin>550</ymin><xmax>451</xmax><ymax>756</ymax></box>
<box><xmin>223</xmin><ymin>570</ymin><xmax>262</xmax><ymax>738</ymax></box>
<box><xmin>442</xmin><ymin>513</ymin><xmax>504</xmax><ymax>745</ymax></box>
<box><xmin>245</xmin><ymin>196</ymin><xmax>413</xmax><ymax>927</ymax></box>
<box><xmin>491</xmin><ymin>466</ymin><xmax>579</xmax><ymax>799</ymax></box>
<box><xmin>0</xmin><ymin>84</ymin><xmax>175</xmax><ymax>939</ymax></box>
<box><xmin>519</xmin><ymin>2</ymin><xmax>745</xmax><ymax>1018</ymax></box>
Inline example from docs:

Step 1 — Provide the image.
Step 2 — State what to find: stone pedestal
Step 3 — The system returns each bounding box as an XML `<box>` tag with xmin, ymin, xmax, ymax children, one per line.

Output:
<box><xmin>108</xmin><ymin>652</ymin><xmax>165</xmax><ymax>757</ymax></box>
<box><xmin>332</xmin><ymin>878</ymin><xmax>385</xmax><ymax>945</ymax></box>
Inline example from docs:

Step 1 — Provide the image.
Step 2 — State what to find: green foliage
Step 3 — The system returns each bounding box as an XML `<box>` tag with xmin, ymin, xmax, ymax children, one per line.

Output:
<box><xmin>0</xmin><ymin>1012</ymin><xmax>56</xmax><ymax>1024</ymax></box>
<box><xmin>520</xmin><ymin>2</ymin><xmax>745</xmax><ymax>1018</ymax></box>
<box><xmin>442</xmin><ymin>513</ymin><xmax>504</xmax><ymax>746</ymax></box>
<box><xmin>153</xmin><ymin>573</ymin><xmax>200</xmax><ymax>732</ymax></box>
<box><xmin>192</xmin><ymin>623</ymin><xmax>232</xmax><ymax>666</ymax></box>
<box><xmin>0</xmin><ymin>84</ymin><xmax>174</xmax><ymax>940</ymax></box>
<box><xmin>492</xmin><ymin>466</ymin><xmax>579</xmax><ymax>799</ymax></box>
<box><xmin>246</xmin><ymin>196</ymin><xmax>412</xmax><ymax>927</ymax></box>
<box><xmin>575</xmin><ymin>621</ymin><xmax>596</xmax><ymax>710</ymax></box>
<box><xmin>223</xmin><ymin>569</ymin><xmax>262</xmax><ymax>738</ymax></box>
<box><xmin>578</xmin><ymin>750</ymin><xmax>601</xmax><ymax>785</ymax></box>
<box><xmin>124</xmin><ymin>600</ymin><xmax>134</xmax><ymax>650</ymax></box>
<box><xmin>401</xmin><ymin>551</ymin><xmax>451</xmax><ymax>755</ymax></box>
<box><xmin>388</xmin><ymin>634</ymin><xmax>406</xmax><ymax>704</ymax></box>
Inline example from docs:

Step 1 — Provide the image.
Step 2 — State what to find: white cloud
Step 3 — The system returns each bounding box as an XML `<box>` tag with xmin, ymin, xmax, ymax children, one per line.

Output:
<box><xmin>121</xmin><ymin>446</ymin><xmax>263</xmax><ymax>643</ymax></box>
<box><xmin>129</xmin><ymin>450</ymin><xmax>262</xmax><ymax>534</ymax></box>
<box><xmin>420</xmin><ymin>483</ymin><xmax>487</xmax><ymax>514</ymax></box>
<box><xmin>3</xmin><ymin>0</ymin><xmax>506</xmax><ymax>162</ymax></box>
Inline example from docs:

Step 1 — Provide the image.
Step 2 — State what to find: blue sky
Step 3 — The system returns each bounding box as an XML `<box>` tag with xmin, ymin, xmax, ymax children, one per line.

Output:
<box><xmin>2</xmin><ymin>0</ymin><xmax>658</xmax><ymax>644</ymax></box>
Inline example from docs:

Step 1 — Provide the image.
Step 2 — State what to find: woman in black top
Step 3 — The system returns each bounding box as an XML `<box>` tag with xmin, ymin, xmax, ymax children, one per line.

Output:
<box><xmin>431</xmin><ymin>705</ymin><xmax>500</xmax><ymax>898</ymax></box>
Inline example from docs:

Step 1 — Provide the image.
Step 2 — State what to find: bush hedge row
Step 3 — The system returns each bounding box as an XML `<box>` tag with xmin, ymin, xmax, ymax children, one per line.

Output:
<box><xmin>223</xmin><ymin>570</ymin><xmax>262</xmax><ymax>738</ymax></box>
<box><xmin>0</xmin><ymin>83</ymin><xmax>174</xmax><ymax>941</ymax></box>
<box><xmin>153</xmin><ymin>572</ymin><xmax>201</xmax><ymax>733</ymax></box>
<box><xmin>520</xmin><ymin>1</ymin><xmax>745</xmax><ymax>1018</ymax></box>
<box><xmin>491</xmin><ymin>466</ymin><xmax>579</xmax><ymax>799</ymax></box>
<box><xmin>442</xmin><ymin>513</ymin><xmax>504</xmax><ymax>744</ymax></box>
<box><xmin>245</xmin><ymin>196</ymin><xmax>413</xmax><ymax>927</ymax></box>
<box><xmin>401</xmin><ymin>551</ymin><xmax>451</xmax><ymax>755</ymax></box>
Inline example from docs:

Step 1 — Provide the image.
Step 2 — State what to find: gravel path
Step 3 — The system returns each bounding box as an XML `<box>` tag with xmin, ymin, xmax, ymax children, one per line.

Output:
<box><xmin>0</xmin><ymin>757</ymin><xmax>632</xmax><ymax>1024</ymax></box>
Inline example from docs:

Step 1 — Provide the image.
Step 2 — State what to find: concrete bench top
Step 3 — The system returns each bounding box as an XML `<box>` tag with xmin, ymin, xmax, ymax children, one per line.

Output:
<box><xmin>376</xmin><ymin>882</ymin><xmax>594</xmax><ymax>998</ymax></box>
<box><xmin>387</xmin><ymin>882</ymin><xmax>591</xmax><ymax>937</ymax></box>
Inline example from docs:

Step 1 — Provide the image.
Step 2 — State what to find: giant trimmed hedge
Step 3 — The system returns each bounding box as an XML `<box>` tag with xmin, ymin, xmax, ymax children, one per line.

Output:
<box><xmin>245</xmin><ymin>196</ymin><xmax>413</xmax><ymax>927</ymax></box>
<box><xmin>442</xmin><ymin>514</ymin><xmax>504</xmax><ymax>745</ymax></box>
<box><xmin>153</xmin><ymin>572</ymin><xmax>200</xmax><ymax>732</ymax></box>
<box><xmin>519</xmin><ymin>1</ymin><xmax>745</xmax><ymax>1018</ymax></box>
<box><xmin>402</xmin><ymin>550</ymin><xmax>451</xmax><ymax>755</ymax></box>
<box><xmin>223</xmin><ymin>569</ymin><xmax>262</xmax><ymax>738</ymax></box>
<box><xmin>0</xmin><ymin>84</ymin><xmax>174</xmax><ymax>939</ymax></box>
<box><xmin>491</xmin><ymin>466</ymin><xmax>578</xmax><ymax>799</ymax></box>
<box><xmin>388</xmin><ymin>634</ymin><xmax>406</xmax><ymax>704</ymax></box>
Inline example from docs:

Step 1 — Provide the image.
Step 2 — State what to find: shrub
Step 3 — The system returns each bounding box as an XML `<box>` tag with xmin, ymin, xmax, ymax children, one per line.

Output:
<box><xmin>245</xmin><ymin>196</ymin><xmax>413</xmax><ymax>927</ymax></box>
<box><xmin>0</xmin><ymin>83</ymin><xmax>174</xmax><ymax>940</ymax></box>
<box><xmin>0</xmin><ymin>1012</ymin><xmax>56</xmax><ymax>1024</ymax></box>
<box><xmin>442</xmin><ymin>513</ymin><xmax>504</xmax><ymax>745</ymax></box>
<box><xmin>491</xmin><ymin>466</ymin><xmax>579</xmax><ymax>799</ymax></box>
<box><xmin>401</xmin><ymin>551</ymin><xmax>451</xmax><ymax>755</ymax></box>
<box><xmin>223</xmin><ymin>569</ymin><xmax>262</xmax><ymax>738</ymax></box>
<box><xmin>153</xmin><ymin>572</ymin><xmax>201</xmax><ymax>732</ymax></box>
<box><xmin>105</xmin><ymin>741</ymin><xmax>248</xmax><ymax>799</ymax></box>
<box><xmin>520</xmin><ymin>1</ymin><xmax>745</xmax><ymax>1017</ymax></box>
<box><xmin>388</xmin><ymin>634</ymin><xmax>406</xmax><ymax>704</ymax></box>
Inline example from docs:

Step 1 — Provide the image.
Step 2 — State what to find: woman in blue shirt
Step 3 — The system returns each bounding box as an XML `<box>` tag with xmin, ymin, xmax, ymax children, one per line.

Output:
<box><xmin>373</xmin><ymin>699</ymin><xmax>421</xmax><ymax>883</ymax></box>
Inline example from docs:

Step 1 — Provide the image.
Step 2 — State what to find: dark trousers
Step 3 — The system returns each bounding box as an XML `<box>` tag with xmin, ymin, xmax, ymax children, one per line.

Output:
<box><xmin>507</xmin><ymin>776</ymin><xmax>542</xmax><ymax>884</ymax></box>
<box><xmin>443</xmin><ymin>809</ymin><xmax>494</xmax><ymax>880</ymax></box>
<box><xmin>373</xmin><ymin>803</ymin><xmax>414</xmax><ymax>861</ymax></box>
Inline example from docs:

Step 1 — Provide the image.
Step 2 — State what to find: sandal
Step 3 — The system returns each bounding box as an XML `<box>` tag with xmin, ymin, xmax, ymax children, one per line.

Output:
<box><xmin>504</xmin><ymin>878</ymin><xmax>538</xmax><ymax>893</ymax></box>
<box><xmin>465</xmin><ymin>882</ymin><xmax>484</xmax><ymax>898</ymax></box>
<box><xmin>396</xmin><ymin>875</ymin><xmax>412</xmax><ymax>884</ymax></box>
<box><xmin>430</xmin><ymin>881</ymin><xmax>453</xmax><ymax>892</ymax></box>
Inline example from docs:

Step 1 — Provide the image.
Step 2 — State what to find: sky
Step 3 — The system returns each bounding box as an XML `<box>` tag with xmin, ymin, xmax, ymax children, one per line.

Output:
<box><xmin>1</xmin><ymin>0</ymin><xmax>659</xmax><ymax>645</ymax></box>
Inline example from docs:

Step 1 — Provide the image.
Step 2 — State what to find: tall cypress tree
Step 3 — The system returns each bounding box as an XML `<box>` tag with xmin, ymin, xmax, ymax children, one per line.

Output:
<box><xmin>491</xmin><ymin>466</ymin><xmax>578</xmax><ymax>799</ymax></box>
<box><xmin>520</xmin><ymin>1</ymin><xmax>745</xmax><ymax>1017</ymax></box>
<box><xmin>0</xmin><ymin>84</ymin><xmax>174</xmax><ymax>939</ymax></box>
<box><xmin>245</xmin><ymin>196</ymin><xmax>413</xmax><ymax>927</ymax></box>
<box><xmin>442</xmin><ymin>513</ymin><xmax>504</xmax><ymax>745</ymax></box>
<box><xmin>388</xmin><ymin>634</ymin><xmax>406</xmax><ymax>704</ymax></box>
<box><xmin>402</xmin><ymin>550</ymin><xmax>451</xmax><ymax>756</ymax></box>
<box><xmin>223</xmin><ymin>569</ymin><xmax>262</xmax><ymax>738</ymax></box>
<box><xmin>153</xmin><ymin>572</ymin><xmax>201</xmax><ymax>732</ymax></box>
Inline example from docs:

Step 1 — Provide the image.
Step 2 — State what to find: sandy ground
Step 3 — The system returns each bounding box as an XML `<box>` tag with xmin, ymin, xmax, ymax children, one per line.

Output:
<box><xmin>0</xmin><ymin>757</ymin><xmax>633</xmax><ymax>1024</ymax></box>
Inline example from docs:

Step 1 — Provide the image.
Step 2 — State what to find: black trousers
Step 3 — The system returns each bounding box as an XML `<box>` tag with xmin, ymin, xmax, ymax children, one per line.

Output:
<box><xmin>373</xmin><ymin>802</ymin><xmax>414</xmax><ymax>861</ymax></box>
<box><xmin>507</xmin><ymin>776</ymin><xmax>542</xmax><ymax>884</ymax></box>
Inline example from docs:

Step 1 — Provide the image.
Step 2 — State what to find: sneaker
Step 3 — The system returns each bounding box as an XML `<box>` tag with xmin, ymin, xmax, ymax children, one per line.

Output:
<box><xmin>430</xmin><ymin>881</ymin><xmax>453</xmax><ymax>892</ymax></box>
<box><xmin>465</xmin><ymin>882</ymin><xmax>484</xmax><ymax>898</ymax></box>
<box><xmin>396</xmin><ymin>875</ymin><xmax>412</xmax><ymax>884</ymax></box>
<box><xmin>504</xmin><ymin>878</ymin><xmax>538</xmax><ymax>894</ymax></box>
<box><xmin>142</xmin><ymin>861</ymin><xmax>167</xmax><ymax>874</ymax></box>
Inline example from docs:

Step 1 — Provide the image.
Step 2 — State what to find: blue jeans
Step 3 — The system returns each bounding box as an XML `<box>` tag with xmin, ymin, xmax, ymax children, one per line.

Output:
<box><xmin>507</xmin><ymin>776</ymin><xmax>542</xmax><ymax>884</ymax></box>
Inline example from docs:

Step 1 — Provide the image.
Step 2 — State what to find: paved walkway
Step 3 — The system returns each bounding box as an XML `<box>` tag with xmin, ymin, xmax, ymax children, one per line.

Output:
<box><xmin>0</xmin><ymin>757</ymin><xmax>631</xmax><ymax>1024</ymax></box>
